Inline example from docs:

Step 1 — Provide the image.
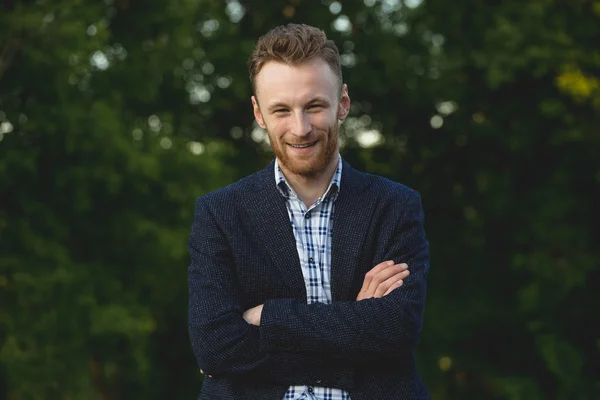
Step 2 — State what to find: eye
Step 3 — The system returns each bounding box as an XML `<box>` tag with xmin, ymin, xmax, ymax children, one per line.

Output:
<box><xmin>307</xmin><ymin>104</ymin><xmax>324</xmax><ymax>111</ymax></box>
<box><xmin>273</xmin><ymin>109</ymin><xmax>289</xmax><ymax>114</ymax></box>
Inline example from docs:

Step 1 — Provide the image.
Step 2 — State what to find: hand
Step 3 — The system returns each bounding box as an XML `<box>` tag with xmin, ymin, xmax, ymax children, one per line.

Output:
<box><xmin>199</xmin><ymin>369</ymin><xmax>213</xmax><ymax>378</ymax></box>
<box><xmin>356</xmin><ymin>260</ymin><xmax>409</xmax><ymax>301</ymax></box>
<box><xmin>243</xmin><ymin>304</ymin><xmax>264</xmax><ymax>326</ymax></box>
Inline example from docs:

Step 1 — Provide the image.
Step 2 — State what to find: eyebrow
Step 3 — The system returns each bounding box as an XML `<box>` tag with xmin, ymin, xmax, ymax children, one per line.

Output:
<box><xmin>267</xmin><ymin>97</ymin><xmax>330</xmax><ymax>112</ymax></box>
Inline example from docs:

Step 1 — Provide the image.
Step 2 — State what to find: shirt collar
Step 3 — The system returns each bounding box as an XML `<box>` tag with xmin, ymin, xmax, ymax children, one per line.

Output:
<box><xmin>274</xmin><ymin>155</ymin><xmax>343</xmax><ymax>202</ymax></box>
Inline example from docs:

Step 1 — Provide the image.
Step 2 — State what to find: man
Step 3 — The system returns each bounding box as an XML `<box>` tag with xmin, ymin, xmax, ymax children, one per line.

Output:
<box><xmin>188</xmin><ymin>23</ymin><xmax>430</xmax><ymax>400</ymax></box>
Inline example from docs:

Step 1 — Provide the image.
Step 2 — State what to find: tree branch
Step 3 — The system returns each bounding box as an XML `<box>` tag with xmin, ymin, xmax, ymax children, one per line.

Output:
<box><xmin>0</xmin><ymin>35</ymin><xmax>21</xmax><ymax>84</ymax></box>
<box><xmin>90</xmin><ymin>357</ymin><xmax>112</xmax><ymax>400</ymax></box>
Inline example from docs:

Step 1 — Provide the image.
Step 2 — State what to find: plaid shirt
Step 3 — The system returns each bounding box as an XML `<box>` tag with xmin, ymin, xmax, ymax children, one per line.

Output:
<box><xmin>275</xmin><ymin>156</ymin><xmax>351</xmax><ymax>400</ymax></box>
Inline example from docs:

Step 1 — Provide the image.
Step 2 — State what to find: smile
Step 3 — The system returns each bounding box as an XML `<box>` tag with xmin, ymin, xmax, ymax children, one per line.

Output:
<box><xmin>288</xmin><ymin>141</ymin><xmax>317</xmax><ymax>148</ymax></box>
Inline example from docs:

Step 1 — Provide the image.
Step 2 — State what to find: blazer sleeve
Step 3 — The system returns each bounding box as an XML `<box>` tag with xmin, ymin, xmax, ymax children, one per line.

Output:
<box><xmin>188</xmin><ymin>196</ymin><xmax>355</xmax><ymax>388</ymax></box>
<box><xmin>259</xmin><ymin>189</ymin><xmax>429</xmax><ymax>360</ymax></box>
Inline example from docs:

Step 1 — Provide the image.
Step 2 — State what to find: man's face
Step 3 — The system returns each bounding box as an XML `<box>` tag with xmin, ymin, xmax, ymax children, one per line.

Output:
<box><xmin>252</xmin><ymin>58</ymin><xmax>350</xmax><ymax>178</ymax></box>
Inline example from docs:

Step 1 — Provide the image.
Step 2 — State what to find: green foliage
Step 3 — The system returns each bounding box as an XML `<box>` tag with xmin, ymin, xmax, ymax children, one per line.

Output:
<box><xmin>1</xmin><ymin>0</ymin><xmax>598</xmax><ymax>399</ymax></box>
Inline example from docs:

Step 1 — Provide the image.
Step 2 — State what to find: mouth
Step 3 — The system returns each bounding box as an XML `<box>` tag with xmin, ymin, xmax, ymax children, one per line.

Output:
<box><xmin>288</xmin><ymin>141</ymin><xmax>318</xmax><ymax>149</ymax></box>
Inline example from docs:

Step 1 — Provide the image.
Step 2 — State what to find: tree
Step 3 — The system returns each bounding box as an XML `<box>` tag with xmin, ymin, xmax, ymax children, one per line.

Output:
<box><xmin>1</xmin><ymin>1</ymin><xmax>237</xmax><ymax>398</ymax></box>
<box><xmin>1</xmin><ymin>0</ymin><xmax>598</xmax><ymax>398</ymax></box>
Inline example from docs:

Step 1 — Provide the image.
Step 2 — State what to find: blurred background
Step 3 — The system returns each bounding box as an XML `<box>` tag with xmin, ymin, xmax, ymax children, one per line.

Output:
<box><xmin>1</xmin><ymin>0</ymin><xmax>599</xmax><ymax>399</ymax></box>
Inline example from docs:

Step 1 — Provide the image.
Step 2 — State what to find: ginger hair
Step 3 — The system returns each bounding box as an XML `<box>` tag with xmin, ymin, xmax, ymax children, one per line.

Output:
<box><xmin>248</xmin><ymin>23</ymin><xmax>343</xmax><ymax>96</ymax></box>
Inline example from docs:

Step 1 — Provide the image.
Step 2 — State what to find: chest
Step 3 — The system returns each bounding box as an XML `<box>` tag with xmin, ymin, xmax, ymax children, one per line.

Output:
<box><xmin>227</xmin><ymin>189</ymin><xmax>394</xmax><ymax>308</ymax></box>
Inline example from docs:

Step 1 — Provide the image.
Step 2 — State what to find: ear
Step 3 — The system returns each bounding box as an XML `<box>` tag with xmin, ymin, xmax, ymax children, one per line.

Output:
<box><xmin>251</xmin><ymin>96</ymin><xmax>266</xmax><ymax>129</ymax></box>
<box><xmin>337</xmin><ymin>84</ymin><xmax>351</xmax><ymax>121</ymax></box>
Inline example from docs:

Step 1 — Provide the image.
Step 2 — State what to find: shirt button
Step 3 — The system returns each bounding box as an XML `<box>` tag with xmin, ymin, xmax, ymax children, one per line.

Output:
<box><xmin>308</xmin><ymin>257</ymin><xmax>314</xmax><ymax>263</ymax></box>
<box><xmin>305</xmin><ymin>212</ymin><xmax>310</xmax><ymax>219</ymax></box>
<box><xmin>307</xmin><ymin>386</ymin><xmax>314</xmax><ymax>394</ymax></box>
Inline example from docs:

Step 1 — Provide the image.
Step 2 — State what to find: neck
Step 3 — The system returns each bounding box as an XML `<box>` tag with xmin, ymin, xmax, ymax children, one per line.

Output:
<box><xmin>280</xmin><ymin>155</ymin><xmax>338</xmax><ymax>207</ymax></box>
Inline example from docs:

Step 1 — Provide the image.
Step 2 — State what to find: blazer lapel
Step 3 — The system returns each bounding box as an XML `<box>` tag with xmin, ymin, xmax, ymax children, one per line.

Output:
<box><xmin>242</xmin><ymin>161</ymin><xmax>307</xmax><ymax>300</ymax></box>
<box><xmin>331</xmin><ymin>160</ymin><xmax>374</xmax><ymax>301</ymax></box>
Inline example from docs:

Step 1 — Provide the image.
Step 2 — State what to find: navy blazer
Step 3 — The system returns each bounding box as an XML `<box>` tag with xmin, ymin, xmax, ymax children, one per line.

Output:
<box><xmin>188</xmin><ymin>159</ymin><xmax>431</xmax><ymax>400</ymax></box>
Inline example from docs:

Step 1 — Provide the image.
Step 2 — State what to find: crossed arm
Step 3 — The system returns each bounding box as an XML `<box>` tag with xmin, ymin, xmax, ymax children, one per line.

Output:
<box><xmin>199</xmin><ymin>259</ymin><xmax>409</xmax><ymax>379</ymax></box>
<box><xmin>243</xmin><ymin>260</ymin><xmax>410</xmax><ymax>323</ymax></box>
<box><xmin>188</xmin><ymin>200</ymin><xmax>359</xmax><ymax>386</ymax></box>
<box><xmin>188</xmin><ymin>191</ymin><xmax>428</xmax><ymax>383</ymax></box>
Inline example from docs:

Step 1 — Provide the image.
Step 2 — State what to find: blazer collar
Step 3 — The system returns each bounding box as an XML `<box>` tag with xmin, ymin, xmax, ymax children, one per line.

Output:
<box><xmin>243</xmin><ymin>160</ymin><xmax>306</xmax><ymax>298</ymax></box>
<box><xmin>251</xmin><ymin>158</ymin><xmax>369</xmax><ymax>194</ymax></box>
<box><xmin>243</xmin><ymin>158</ymin><xmax>373</xmax><ymax>301</ymax></box>
<box><xmin>330</xmin><ymin>160</ymin><xmax>374</xmax><ymax>300</ymax></box>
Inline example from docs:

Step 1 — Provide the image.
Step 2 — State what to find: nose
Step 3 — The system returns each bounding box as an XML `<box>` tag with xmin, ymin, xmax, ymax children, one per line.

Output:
<box><xmin>290</xmin><ymin>111</ymin><xmax>311</xmax><ymax>138</ymax></box>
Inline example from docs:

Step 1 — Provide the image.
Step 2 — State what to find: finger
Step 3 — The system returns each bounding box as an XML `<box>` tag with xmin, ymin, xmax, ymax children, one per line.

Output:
<box><xmin>200</xmin><ymin>369</ymin><xmax>214</xmax><ymax>378</ymax></box>
<box><xmin>383</xmin><ymin>279</ymin><xmax>404</xmax><ymax>296</ymax></box>
<box><xmin>357</xmin><ymin>260</ymin><xmax>395</xmax><ymax>300</ymax></box>
<box><xmin>365</xmin><ymin>263</ymin><xmax>403</xmax><ymax>296</ymax></box>
<box><xmin>366</xmin><ymin>263</ymin><xmax>408</xmax><ymax>295</ymax></box>
<box><xmin>374</xmin><ymin>270</ymin><xmax>409</xmax><ymax>297</ymax></box>
<box><xmin>360</xmin><ymin>260</ymin><xmax>394</xmax><ymax>293</ymax></box>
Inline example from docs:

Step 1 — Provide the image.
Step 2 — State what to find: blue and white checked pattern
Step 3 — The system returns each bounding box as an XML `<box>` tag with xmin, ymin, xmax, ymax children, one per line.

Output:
<box><xmin>275</xmin><ymin>156</ymin><xmax>351</xmax><ymax>400</ymax></box>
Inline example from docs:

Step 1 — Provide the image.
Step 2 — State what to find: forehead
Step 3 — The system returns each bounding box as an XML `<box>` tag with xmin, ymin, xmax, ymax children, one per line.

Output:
<box><xmin>254</xmin><ymin>58</ymin><xmax>339</xmax><ymax>104</ymax></box>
